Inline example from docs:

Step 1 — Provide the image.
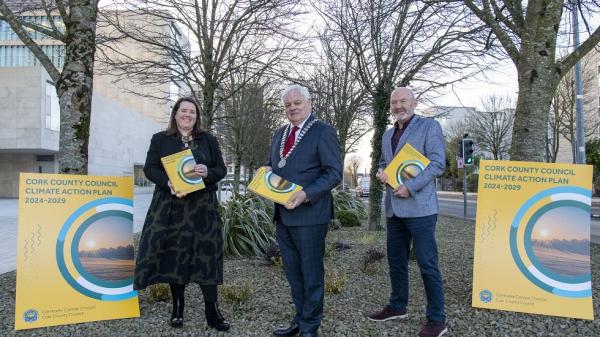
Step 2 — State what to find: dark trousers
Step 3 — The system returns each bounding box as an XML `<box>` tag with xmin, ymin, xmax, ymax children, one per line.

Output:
<box><xmin>276</xmin><ymin>221</ymin><xmax>328</xmax><ymax>334</ymax></box>
<box><xmin>386</xmin><ymin>214</ymin><xmax>445</xmax><ymax>322</ymax></box>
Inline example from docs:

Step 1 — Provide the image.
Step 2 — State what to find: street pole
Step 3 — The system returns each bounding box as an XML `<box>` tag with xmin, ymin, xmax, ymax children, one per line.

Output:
<box><xmin>463</xmin><ymin>166</ymin><xmax>467</xmax><ymax>218</ymax></box>
<box><xmin>572</xmin><ymin>1</ymin><xmax>586</xmax><ymax>164</ymax></box>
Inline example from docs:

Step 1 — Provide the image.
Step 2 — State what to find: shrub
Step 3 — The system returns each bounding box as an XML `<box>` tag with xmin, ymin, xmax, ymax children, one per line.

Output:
<box><xmin>359</xmin><ymin>232</ymin><xmax>377</xmax><ymax>245</ymax></box>
<box><xmin>325</xmin><ymin>269</ymin><xmax>347</xmax><ymax>294</ymax></box>
<box><xmin>147</xmin><ymin>283</ymin><xmax>170</xmax><ymax>302</ymax></box>
<box><xmin>336</xmin><ymin>210</ymin><xmax>361</xmax><ymax>227</ymax></box>
<box><xmin>329</xmin><ymin>218</ymin><xmax>342</xmax><ymax>230</ymax></box>
<box><xmin>263</xmin><ymin>242</ymin><xmax>282</xmax><ymax>267</ymax></box>
<box><xmin>360</xmin><ymin>248</ymin><xmax>386</xmax><ymax>274</ymax></box>
<box><xmin>221</xmin><ymin>282</ymin><xmax>254</xmax><ymax>307</ymax></box>
<box><xmin>220</xmin><ymin>193</ymin><xmax>275</xmax><ymax>257</ymax></box>
<box><xmin>333</xmin><ymin>190</ymin><xmax>367</xmax><ymax>219</ymax></box>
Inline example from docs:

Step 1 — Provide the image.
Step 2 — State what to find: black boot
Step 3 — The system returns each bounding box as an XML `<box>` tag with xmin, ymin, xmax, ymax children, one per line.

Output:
<box><xmin>170</xmin><ymin>297</ymin><xmax>184</xmax><ymax>327</ymax></box>
<box><xmin>205</xmin><ymin>301</ymin><xmax>230</xmax><ymax>331</ymax></box>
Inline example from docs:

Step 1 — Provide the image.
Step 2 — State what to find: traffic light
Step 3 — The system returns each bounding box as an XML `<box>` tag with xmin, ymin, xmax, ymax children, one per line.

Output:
<box><xmin>457</xmin><ymin>139</ymin><xmax>463</xmax><ymax>159</ymax></box>
<box><xmin>462</xmin><ymin>138</ymin><xmax>474</xmax><ymax>166</ymax></box>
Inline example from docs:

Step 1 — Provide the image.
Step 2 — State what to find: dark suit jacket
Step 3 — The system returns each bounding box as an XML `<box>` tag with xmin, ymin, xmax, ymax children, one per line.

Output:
<box><xmin>267</xmin><ymin>115</ymin><xmax>343</xmax><ymax>226</ymax></box>
<box><xmin>144</xmin><ymin>131</ymin><xmax>227</xmax><ymax>193</ymax></box>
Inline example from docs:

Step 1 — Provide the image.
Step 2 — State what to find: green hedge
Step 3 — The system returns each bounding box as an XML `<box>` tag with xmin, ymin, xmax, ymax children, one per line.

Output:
<box><xmin>336</xmin><ymin>210</ymin><xmax>361</xmax><ymax>227</ymax></box>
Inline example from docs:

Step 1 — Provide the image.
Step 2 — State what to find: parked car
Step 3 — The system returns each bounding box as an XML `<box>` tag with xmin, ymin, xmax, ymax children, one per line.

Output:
<box><xmin>220</xmin><ymin>182</ymin><xmax>246</xmax><ymax>193</ymax></box>
<box><xmin>356</xmin><ymin>177</ymin><xmax>370</xmax><ymax>197</ymax></box>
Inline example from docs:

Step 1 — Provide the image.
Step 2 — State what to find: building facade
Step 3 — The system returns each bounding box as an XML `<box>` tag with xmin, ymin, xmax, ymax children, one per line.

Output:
<box><xmin>555</xmin><ymin>47</ymin><xmax>600</xmax><ymax>163</ymax></box>
<box><xmin>0</xmin><ymin>5</ymin><xmax>187</xmax><ymax>197</ymax></box>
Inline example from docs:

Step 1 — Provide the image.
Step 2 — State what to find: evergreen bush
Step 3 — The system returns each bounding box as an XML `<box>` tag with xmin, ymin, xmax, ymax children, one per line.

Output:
<box><xmin>220</xmin><ymin>193</ymin><xmax>274</xmax><ymax>256</ymax></box>
<box><xmin>336</xmin><ymin>210</ymin><xmax>361</xmax><ymax>227</ymax></box>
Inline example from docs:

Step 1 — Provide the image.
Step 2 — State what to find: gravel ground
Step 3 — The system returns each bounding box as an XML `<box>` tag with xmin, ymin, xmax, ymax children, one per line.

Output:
<box><xmin>1</xmin><ymin>215</ymin><xmax>599</xmax><ymax>337</ymax></box>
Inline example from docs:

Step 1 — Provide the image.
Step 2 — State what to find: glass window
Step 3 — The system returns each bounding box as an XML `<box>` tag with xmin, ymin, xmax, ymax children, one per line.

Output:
<box><xmin>0</xmin><ymin>21</ymin><xmax>6</xmax><ymax>40</ymax></box>
<box><xmin>0</xmin><ymin>16</ymin><xmax>66</xmax><ymax>68</ymax></box>
<box><xmin>45</xmin><ymin>81</ymin><xmax>60</xmax><ymax>131</ymax></box>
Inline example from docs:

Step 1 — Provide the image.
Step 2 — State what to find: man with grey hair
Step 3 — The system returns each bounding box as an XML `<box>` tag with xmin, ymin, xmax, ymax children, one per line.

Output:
<box><xmin>368</xmin><ymin>87</ymin><xmax>447</xmax><ymax>337</ymax></box>
<box><xmin>264</xmin><ymin>84</ymin><xmax>342</xmax><ymax>337</ymax></box>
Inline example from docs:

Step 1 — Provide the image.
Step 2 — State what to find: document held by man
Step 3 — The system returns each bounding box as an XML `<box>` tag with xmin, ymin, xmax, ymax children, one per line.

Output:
<box><xmin>248</xmin><ymin>167</ymin><xmax>303</xmax><ymax>205</ymax></box>
<box><xmin>383</xmin><ymin>143</ymin><xmax>430</xmax><ymax>189</ymax></box>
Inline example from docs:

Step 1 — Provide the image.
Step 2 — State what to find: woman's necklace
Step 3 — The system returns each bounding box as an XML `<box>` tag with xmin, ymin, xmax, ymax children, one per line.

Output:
<box><xmin>181</xmin><ymin>133</ymin><xmax>193</xmax><ymax>148</ymax></box>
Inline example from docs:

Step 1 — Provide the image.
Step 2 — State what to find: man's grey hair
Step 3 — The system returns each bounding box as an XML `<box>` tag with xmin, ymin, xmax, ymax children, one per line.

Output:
<box><xmin>391</xmin><ymin>87</ymin><xmax>416</xmax><ymax>101</ymax></box>
<box><xmin>281</xmin><ymin>84</ymin><xmax>311</xmax><ymax>101</ymax></box>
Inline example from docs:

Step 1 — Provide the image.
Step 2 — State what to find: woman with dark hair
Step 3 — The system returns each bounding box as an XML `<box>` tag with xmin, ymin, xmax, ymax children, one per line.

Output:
<box><xmin>134</xmin><ymin>97</ymin><xmax>230</xmax><ymax>331</ymax></box>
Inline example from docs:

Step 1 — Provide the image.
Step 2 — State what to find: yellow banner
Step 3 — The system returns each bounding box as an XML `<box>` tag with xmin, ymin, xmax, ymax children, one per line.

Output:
<box><xmin>15</xmin><ymin>173</ymin><xmax>140</xmax><ymax>330</ymax></box>
<box><xmin>383</xmin><ymin>143</ymin><xmax>430</xmax><ymax>189</ymax></box>
<box><xmin>472</xmin><ymin>160</ymin><xmax>593</xmax><ymax>320</ymax></box>
<box><xmin>248</xmin><ymin>167</ymin><xmax>302</xmax><ymax>205</ymax></box>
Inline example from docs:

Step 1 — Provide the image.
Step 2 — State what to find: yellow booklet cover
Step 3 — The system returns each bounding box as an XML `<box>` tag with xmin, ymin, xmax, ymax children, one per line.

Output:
<box><xmin>384</xmin><ymin>143</ymin><xmax>430</xmax><ymax>189</ymax></box>
<box><xmin>248</xmin><ymin>167</ymin><xmax>302</xmax><ymax>205</ymax></box>
<box><xmin>160</xmin><ymin>149</ymin><xmax>205</xmax><ymax>194</ymax></box>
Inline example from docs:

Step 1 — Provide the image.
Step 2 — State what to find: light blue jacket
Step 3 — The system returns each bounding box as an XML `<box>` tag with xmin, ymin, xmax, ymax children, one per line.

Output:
<box><xmin>379</xmin><ymin>115</ymin><xmax>445</xmax><ymax>218</ymax></box>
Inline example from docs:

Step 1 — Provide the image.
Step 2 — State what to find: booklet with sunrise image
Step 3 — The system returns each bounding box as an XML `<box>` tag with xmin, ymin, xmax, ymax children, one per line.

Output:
<box><xmin>383</xmin><ymin>143</ymin><xmax>430</xmax><ymax>189</ymax></box>
<box><xmin>161</xmin><ymin>149</ymin><xmax>205</xmax><ymax>194</ymax></box>
<box><xmin>248</xmin><ymin>167</ymin><xmax>303</xmax><ymax>205</ymax></box>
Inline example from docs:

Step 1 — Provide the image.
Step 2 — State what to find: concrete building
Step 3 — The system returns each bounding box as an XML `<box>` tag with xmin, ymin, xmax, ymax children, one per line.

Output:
<box><xmin>0</xmin><ymin>4</ymin><xmax>188</xmax><ymax>197</ymax></box>
<box><xmin>555</xmin><ymin>47</ymin><xmax>600</xmax><ymax>163</ymax></box>
<box><xmin>420</xmin><ymin>106</ymin><xmax>476</xmax><ymax>134</ymax></box>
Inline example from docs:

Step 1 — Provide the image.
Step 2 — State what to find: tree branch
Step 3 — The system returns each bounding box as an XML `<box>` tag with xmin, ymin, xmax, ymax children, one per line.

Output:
<box><xmin>464</xmin><ymin>0</ymin><xmax>520</xmax><ymax>64</ymax></box>
<box><xmin>0</xmin><ymin>0</ymin><xmax>60</xmax><ymax>81</ymax></box>
<box><xmin>560</xmin><ymin>25</ymin><xmax>600</xmax><ymax>76</ymax></box>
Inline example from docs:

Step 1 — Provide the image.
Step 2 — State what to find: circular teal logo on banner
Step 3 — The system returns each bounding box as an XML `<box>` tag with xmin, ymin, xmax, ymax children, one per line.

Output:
<box><xmin>479</xmin><ymin>290</ymin><xmax>493</xmax><ymax>303</ymax></box>
<box><xmin>56</xmin><ymin>197</ymin><xmax>137</xmax><ymax>301</ymax></box>
<box><xmin>509</xmin><ymin>186</ymin><xmax>591</xmax><ymax>298</ymax></box>
<box><xmin>23</xmin><ymin>309</ymin><xmax>38</xmax><ymax>323</ymax></box>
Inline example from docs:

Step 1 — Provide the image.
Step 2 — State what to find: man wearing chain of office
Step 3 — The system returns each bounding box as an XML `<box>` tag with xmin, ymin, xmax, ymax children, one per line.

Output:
<box><xmin>264</xmin><ymin>84</ymin><xmax>342</xmax><ymax>337</ymax></box>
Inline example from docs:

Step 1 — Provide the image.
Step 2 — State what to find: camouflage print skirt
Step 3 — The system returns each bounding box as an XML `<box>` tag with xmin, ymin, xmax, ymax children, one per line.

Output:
<box><xmin>134</xmin><ymin>188</ymin><xmax>223</xmax><ymax>290</ymax></box>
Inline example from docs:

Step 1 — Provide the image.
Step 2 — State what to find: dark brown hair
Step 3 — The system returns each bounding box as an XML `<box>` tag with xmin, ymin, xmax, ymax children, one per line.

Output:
<box><xmin>165</xmin><ymin>97</ymin><xmax>205</xmax><ymax>137</ymax></box>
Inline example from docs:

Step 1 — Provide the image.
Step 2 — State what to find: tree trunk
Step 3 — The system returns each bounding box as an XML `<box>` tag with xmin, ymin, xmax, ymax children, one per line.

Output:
<box><xmin>510</xmin><ymin>57</ymin><xmax>559</xmax><ymax>161</ymax></box>
<box><xmin>233</xmin><ymin>155</ymin><xmax>241</xmax><ymax>194</ymax></box>
<box><xmin>248</xmin><ymin>165</ymin><xmax>255</xmax><ymax>182</ymax></box>
<box><xmin>367</xmin><ymin>84</ymin><xmax>391</xmax><ymax>231</ymax></box>
<box><xmin>56</xmin><ymin>1</ymin><xmax>98</xmax><ymax>174</ymax></box>
<box><xmin>508</xmin><ymin>1</ymin><xmax>562</xmax><ymax>162</ymax></box>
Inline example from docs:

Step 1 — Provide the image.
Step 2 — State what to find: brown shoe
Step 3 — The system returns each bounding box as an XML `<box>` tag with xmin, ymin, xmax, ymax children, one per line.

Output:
<box><xmin>418</xmin><ymin>320</ymin><xmax>447</xmax><ymax>337</ymax></box>
<box><xmin>367</xmin><ymin>305</ymin><xmax>407</xmax><ymax>321</ymax></box>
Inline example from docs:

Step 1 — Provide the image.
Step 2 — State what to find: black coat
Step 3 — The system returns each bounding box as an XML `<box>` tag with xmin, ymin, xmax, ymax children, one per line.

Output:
<box><xmin>134</xmin><ymin>131</ymin><xmax>227</xmax><ymax>289</ymax></box>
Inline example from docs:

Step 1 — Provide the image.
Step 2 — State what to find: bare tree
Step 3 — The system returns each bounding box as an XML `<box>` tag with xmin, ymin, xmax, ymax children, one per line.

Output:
<box><xmin>98</xmin><ymin>0</ymin><xmax>307</xmax><ymax>128</ymax></box>
<box><xmin>465</xmin><ymin>95</ymin><xmax>515</xmax><ymax>160</ymax></box>
<box><xmin>316</xmin><ymin>0</ymin><xmax>491</xmax><ymax>230</ymax></box>
<box><xmin>461</xmin><ymin>0</ymin><xmax>600</xmax><ymax>161</ymax></box>
<box><xmin>242</xmin><ymin>89</ymin><xmax>283</xmax><ymax>181</ymax></box>
<box><xmin>217</xmin><ymin>73</ymin><xmax>282</xmax><ymax>192</ymax></box>
<box><xmin>308</xmin><ymin>30</ymin><xmax>371</xmax><ymax>163</ymax></box>
<box><xmin>547</xmin><ymin>97</ymin><xmax>562</xmax><ymax>163</ymax></box>
<box><xmin>441</xmin><ymin>119</ymin><xmax>467</xmax><ymax>191</ymax></box>
<box><xmin>344</xmin><ymin>155</ymin><xmax>362</xmax><ymax>187</ymax></box>
<box><xmin>0</xmin><ymin>0</ymin><xmax>99</xmax><ymax>173</ymax></box>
